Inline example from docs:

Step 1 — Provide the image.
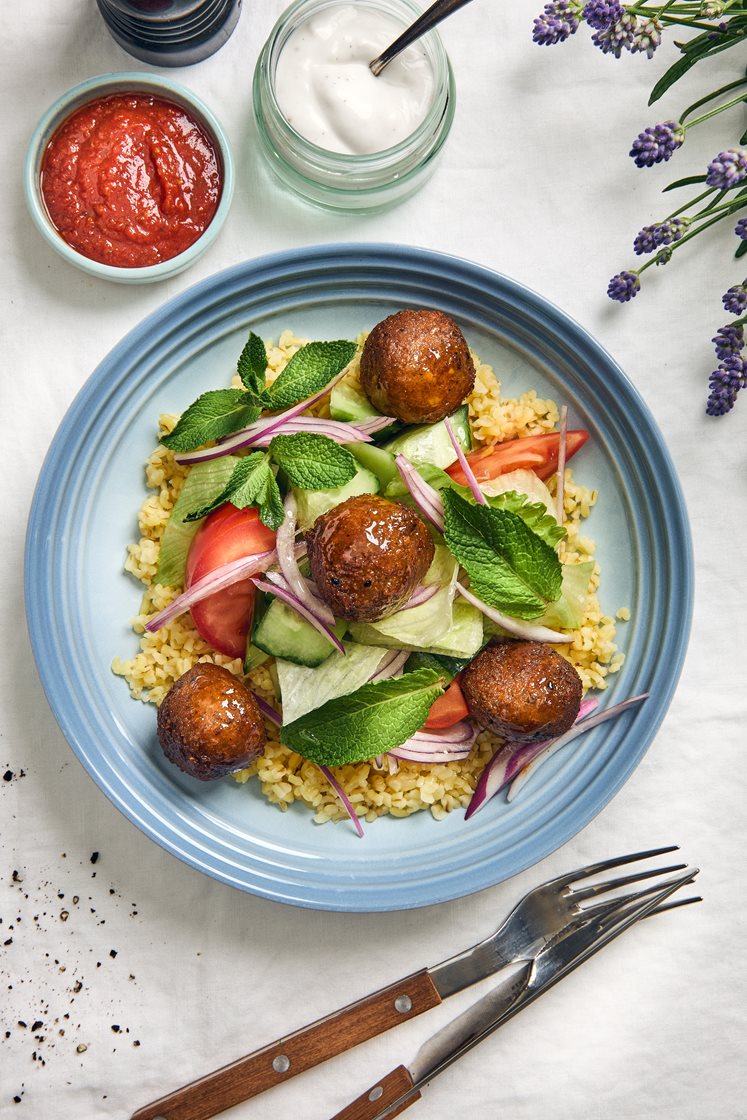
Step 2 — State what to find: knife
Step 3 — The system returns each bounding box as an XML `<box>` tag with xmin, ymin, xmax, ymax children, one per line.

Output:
<box><xmin>330</xmin><ymin>867</ymin><xmax>699</xmax><ymax>1120</ymax></box>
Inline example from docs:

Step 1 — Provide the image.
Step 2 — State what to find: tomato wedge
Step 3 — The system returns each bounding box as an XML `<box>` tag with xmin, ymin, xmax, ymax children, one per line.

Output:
<box><xmin>424</xmin><ymin>678</ymin><xmax>469</xmax><ymax>730</ymax></box>
<box><xmin>446</xmin><ymin>431</ymin><xmax>589</xmax><ymax>485</ymax></box>
<box><xmin>185</xmin><ymin>504</ymin><xmax>277</xmax><ymax>660</ymax></box>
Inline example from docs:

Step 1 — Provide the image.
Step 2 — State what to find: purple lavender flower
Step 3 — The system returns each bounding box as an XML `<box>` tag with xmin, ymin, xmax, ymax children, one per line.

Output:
<box><xmin>735</xmin><ymin>216</ymin><xmax>747</xmax><ymax>240</ymax></box>
<box><xmin>712</xmin><ymin>323</ymin><xmax>744</xmax><ymax>360</ymax></box>
<box><xmin>706</xmin><ymin>149</ymin><xmax>747</xmax><ymax>189</ymax></box>
<box><xmin>628</xmin><ymin>16</ymin><xmax>662</xmax><ymax>57</ymax></box>
<box><xmin>633</xmin><ymin>217</ymin><xmax>690</xmax><ymax>256</ymax></box>
<box><xmin>583</xmin><ymin>0</ymin><xmax>623</xmax><ymax>29</ymax></box>
<box><xmin>533</xmin><ymin>0</ymin><xmax>581</xmax><ymax>44</ymax></box>
<box><xmin>607</xmin><ymin>270</ymin><xmax>640</xmax><ymax>302</ymax></box>
<box><xmin>591</xmin><ymin>11</ymin><xmax>637</xmax><ymax>55</ymax></box>
<box><xmin>722</xmin><ymin>282</ymin><xmax>747</xmax><ymax>316</ymax></box>
<box><xmin>706</xmin><ymin>357</ymin><xmax>746</xmax><ymax>416</ymax></box>
<box><xmin>655</xmin><ymin>248</ymin><xmax>673</xmax><ymax>266</ymax></box>
<box><xmin>630</xmin><ymin>121</ymin><xmax>684</xmax><ymax>169</ymax></box>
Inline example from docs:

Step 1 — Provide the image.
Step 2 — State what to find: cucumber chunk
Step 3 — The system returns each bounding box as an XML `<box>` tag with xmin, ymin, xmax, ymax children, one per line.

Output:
<box><xmin>382</xmin><ymin>405</ymin><xmax>471</xmax><ymax>470</ymax></box>
<box><xmin>346</xmin><ymin>443</ymin><xmax>398</xmax><ymax>490</ymax></box>
<box><xmin>253</xmin><ymin>598</ymin><xmax>346</xmax><ymax>668</ymax></box>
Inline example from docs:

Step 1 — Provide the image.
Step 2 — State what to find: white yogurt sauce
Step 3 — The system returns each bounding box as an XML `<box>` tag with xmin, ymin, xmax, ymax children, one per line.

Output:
<box><xmin>274</xmin><ymin>5</ymin><xmax>436</xmax><ymax>156</ymax></box>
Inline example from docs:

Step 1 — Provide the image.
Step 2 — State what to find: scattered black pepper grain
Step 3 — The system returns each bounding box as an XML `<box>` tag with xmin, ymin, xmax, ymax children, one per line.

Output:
<box><xmin>111</xmin><ymin>1025</ymin><xmax>120</xmax><ymax>1033</ymax></box>
<box><xmin>3</xmin><ymin>770</ymin><xmax>13</xmax><ymax>782</ymax></box>
<box><xmin>12</xmin><ymin>870</ymin><xmax>21</xmax><ymax>883</ymax></box>
<box><xmin>13</xmin><ymin>1095</ymin><xmax>22</xmax><ymax>1103</ymax></box>
<box><xmin>133</xmin><ymin>1040</ymin><xmax>140</xmax><ymax>1047</ymax></box>
<box><xmin>90</xmin><ymin>852</ymin><xmax>99</xmax><ymax>864</ymax></box>
<box><xmin>109</xmin><ymin>950</ymin><xmax>117</xmax><ymax>959</ymax></box>
<box><xmin>4</xmin><ymin>938</ymin><xmax>12</xmax><ymax>947</ymax></box>
<box><xmin>31</xmin><ymin>1022</ymin><xmax>42</xmax><ymax>1032</ymax></box>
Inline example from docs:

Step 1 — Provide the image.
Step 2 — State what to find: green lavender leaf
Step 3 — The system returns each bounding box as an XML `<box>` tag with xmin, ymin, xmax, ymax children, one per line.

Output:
<box><xmin>280</xmin><ymin>669</ymin><xmax>445</xmax><ymax>767</ymax></box>
<box><xmin>262</xmin><ymin>341</ymin><xmax>357</xmax><ymax>411</ymax></box>
<box><xmin>237</xmin><ymin>331</ymin><xmax>268</xmax><ymax>394</ymax></box>
<box><xmin>442</xmin><ymin>489</ymin><xmax>562</xmax><ymax>620</ymax></box>
<box><xmin>650</xmin><ymin>22</ymin><xmax>747</xmax><ymax>105</ymax></box>
<box><xmin>270</xmin><ymin>432</ymin><xmax>358</xmax><ymax>490</ymax></box>
<box><xmin>160</xmin><ymin>389</ymin><xmax>261</xmax><ymax>452</ymax></box>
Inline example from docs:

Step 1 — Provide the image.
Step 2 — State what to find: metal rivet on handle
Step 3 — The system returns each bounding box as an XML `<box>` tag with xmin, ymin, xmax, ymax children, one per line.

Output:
<box><xmin>272</xmin><ymin>1054</ymin><xmax>291</xmax><ymax>1073</ymax></box>
<box><xmin>394</xmin><ymin>994</ymin><xmax>412</xmax><ymax>1013</ymax></box>
<box><xmin>369</xmin><ymin>1086</ymin><xmax>384</xmax><ymax>1102</ymax></box>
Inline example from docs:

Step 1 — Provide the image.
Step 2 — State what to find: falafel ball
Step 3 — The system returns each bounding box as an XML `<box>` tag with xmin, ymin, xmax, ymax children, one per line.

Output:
<box><xmin>462</xmin><ymin>641</ymin><xmax>582</xmax><ymax>743</ymax></box>
<box><xmin>359</xmin><ymin>309</ymin><xmax>476</xmax><ymax>425</ymax></box>
<box><xmin>306</xmin><ymin>494</ymin><xmax>435</xmax><ymax>623</ymax></box>
<box><xmin>157</xmin><ymin>663</ymin><xmax>266</xmax><ymax>781</ymax></box>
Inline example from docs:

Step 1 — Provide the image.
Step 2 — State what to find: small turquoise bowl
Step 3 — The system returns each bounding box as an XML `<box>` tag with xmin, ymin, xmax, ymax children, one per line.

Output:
<box><xmin>24</xmin><ymin>73</ymin><xmax>235</xmax><ymax>284</ymax></box>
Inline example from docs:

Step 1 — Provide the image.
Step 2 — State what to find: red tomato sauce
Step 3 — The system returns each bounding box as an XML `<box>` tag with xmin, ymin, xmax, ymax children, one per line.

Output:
<box><xmin>40</xmin><ymin>93</ymin><xmax>222</xmax><ymax>268</ymax></box>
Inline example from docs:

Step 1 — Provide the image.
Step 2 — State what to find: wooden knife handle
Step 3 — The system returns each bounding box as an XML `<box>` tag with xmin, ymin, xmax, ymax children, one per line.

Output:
<box><xmin>130</xmin><ymin>969</ymin><xmax>441</xmax><ymax>1120</ymax></box>
<box><xmin>330</xmin><ymin>1065</ymin><xmax>421</xmax><ymax>1120</ymax></box>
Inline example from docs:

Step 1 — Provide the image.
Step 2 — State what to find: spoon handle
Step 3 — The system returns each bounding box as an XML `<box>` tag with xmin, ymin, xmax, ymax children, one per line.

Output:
<box><xmin>369</xmin><ymin>0</ymin><xmax>475</xmax><ymax>76</ymax></box>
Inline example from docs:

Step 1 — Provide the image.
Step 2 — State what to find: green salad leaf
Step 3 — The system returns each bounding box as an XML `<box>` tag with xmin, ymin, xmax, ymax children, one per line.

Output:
<box><xmin>237</xmin><ymin>331</ymin><xmax>268</xmax><ymax>394</ymax></box>
<box><xmin>261</xmin><ymin>341</ymin><xmax>356</xmax><ymax>411</ymax></box>
<box><xmin>154</xmin><ymin>456</ymin><xmax>240</xmax><ymax>586</ymax></box>
<box><xmin>485</xmin><ymin>490</ymin><xmax>566</xmax><ymax>549</ymax></box>
<box><xmin>442</xmin><ymin>489</ymin><xmax>562</xmax><ymax>620</ymax></box>
<box><xmin>270</xmin><ymin>432</ymin><xmax>358</xmax><ymax>490</ymax></box>
<box><xmin>183</xmin><ymin>452</ymin><xmax>284</xmax><ymax>531</ymax></box>
<box><xmin>280</xmin><ymin>668</ymin><xmax>445</xmax><ymax>767</ymax></box>
<box><xmin>160</xmin><ymin>389</ymin><xmax>261</xmax><ymax>452</ymax></box>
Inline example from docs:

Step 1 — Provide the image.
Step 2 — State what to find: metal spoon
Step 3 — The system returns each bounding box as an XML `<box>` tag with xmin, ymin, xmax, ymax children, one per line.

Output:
<box><xmin>369</xmin><ymin>0</ymin><xmax>475</xmax><ymax>76</ymax></box>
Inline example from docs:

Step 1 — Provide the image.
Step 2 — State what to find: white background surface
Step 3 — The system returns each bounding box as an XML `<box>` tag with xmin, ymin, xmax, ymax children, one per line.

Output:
<box><xmin>2</xmin><ymin>1</ymin><xmax>746</xmax><ymax>1117</ymax></box>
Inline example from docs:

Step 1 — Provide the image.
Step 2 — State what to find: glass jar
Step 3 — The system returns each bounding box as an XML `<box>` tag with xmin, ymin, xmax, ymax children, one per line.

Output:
<box><xmin>252</xmin><ymin>0</ymin><xmax>455</xmax><ymax>213</ymax></box>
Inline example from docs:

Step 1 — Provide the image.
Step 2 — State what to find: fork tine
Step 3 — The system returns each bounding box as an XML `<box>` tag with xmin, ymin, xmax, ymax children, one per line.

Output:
<box><xmin>648</xmin><ymin>895</ymin><xmax>702</xmax><ymax>916</ymax></box>
<box><xmin>550</xmin><ymin>845</ymin><xmax>680</xmax><ymax>889</ymax></box>
<box><xmin>577</xmin><ymin>871</ymin><xmax>697</xmax><ymax>921</ymax></box>
<box><xmin>570</xmin><ymin>861</ymin><xmax>688</xmax><ymax>902</ymax></box>
<box><xmin>590</xmin><ymin>871</ymin><xmax>699</xmax><ymax>932</ymax></box>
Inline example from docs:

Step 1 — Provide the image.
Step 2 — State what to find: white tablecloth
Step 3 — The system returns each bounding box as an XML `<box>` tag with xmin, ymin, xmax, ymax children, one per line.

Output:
<box><xmin>2</xmin><ymin>2</ymin><xmax>746</xmax><ymax>1116</ymax></box>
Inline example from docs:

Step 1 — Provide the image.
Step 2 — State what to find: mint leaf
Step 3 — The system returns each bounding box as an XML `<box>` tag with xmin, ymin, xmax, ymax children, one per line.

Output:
<box><xmin>270</xmin><ymin>432</ymin><xmax>357</xmax><ymax>490</ymax></box>
<box><xmin>280</xmin><ymin>668</ymin><xmax>445</xmax><ymax>767</ymax></box>
<box><xmin>442</xmin><ymin>489</ymin><xmax>562</xmax><ymax>620</ymax></box>
<box><xmin>155</xmin><ymin>456</ymin><xmax>241</xmax><ymax>586</ymax></box>
<box><xmin>486</xmin><ymin>491</ymin><xmax>566</xmax><ymax>549</ymax></box>
<box><xmin>262</xmin><ymin>341</ymin><xmax>356</xmax><ymax>411</ymax></box>
<box><xmin>237</xmin><ymin>331</ymin><xmax>268</xmax><ymax>394</ymax></box>
<box><xmin>161</xmin><ymin>389</ymin><xmax>261</xmax><ymax>452</ymax></box>
<box><xmin>184</xmin><ymin>452</ymin><xmax>284</xmax><ymax>531</ymax></box>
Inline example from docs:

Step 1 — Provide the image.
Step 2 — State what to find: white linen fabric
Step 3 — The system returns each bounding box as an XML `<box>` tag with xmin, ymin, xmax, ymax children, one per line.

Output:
<box><xmin>1</xmin><ymin>1</ymin><xmax>745</xmax><ymax>1117</ymax></box>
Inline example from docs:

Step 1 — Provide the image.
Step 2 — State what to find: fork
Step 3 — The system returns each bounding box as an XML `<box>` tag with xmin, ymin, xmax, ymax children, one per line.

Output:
<box><xmin>130</xmin><ymin>846</ymin><xmax>689</xmax><ymax>1120</ymax></box>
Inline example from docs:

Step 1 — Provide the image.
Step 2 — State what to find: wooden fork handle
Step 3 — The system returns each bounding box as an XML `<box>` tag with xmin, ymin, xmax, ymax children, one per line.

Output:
<box><xmin>130</xmin><ymin>969</ymin><xmax>441</xmax><ymax>1120</ymax></box>
<box><xmin>330</xmin><ymin>1064</ymin><xmax>420</xmax><ymax>1119</ymax></box>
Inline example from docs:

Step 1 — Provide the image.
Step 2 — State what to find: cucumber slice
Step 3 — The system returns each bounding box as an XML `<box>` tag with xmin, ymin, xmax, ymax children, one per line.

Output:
<box><xmin>330</xmin><ymin>378</ymin><xmax>378</xmax><ymax>423</ymax></box>
<box><xmin>294</xmin><ymin>465</ymin><xmax>379</xmax><ymax>529</ymax></box>
<box><xmin>382</xmin><ymin>405</ymin><xmax>471</xmax><ymax>470</ymax></box>
<box><xmin>253</xmin><ymin>597</ymin><xmax>346</xmax><ymax>668</ymax></box>
<box><xmin>346</xmin><ymin>443</ymin><xmax>398</xmax><ymax>490</ymax></box>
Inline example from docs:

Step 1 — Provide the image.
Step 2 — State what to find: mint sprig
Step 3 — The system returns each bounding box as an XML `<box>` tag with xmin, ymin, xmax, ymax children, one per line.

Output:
<box><xmin>270</xmin><ymin>432</ymin><xmax>358</xmax><ymax>490</ymax></box>
<box><xmin>183</xmin><ymin>452</ymin><xmax>284</xmax><ymax>531</ymax></box>
<box><xmin>237</xmin><ymin>331</ymin><xmax>268</xmax><ymax>395</ymax></box>
<box><xmin>442</xmin><ymin>489</ymin><xmax>562</xmax><ymax>620</ymax></box>
<box><xmin>280</xmin><ymin>668</ymin><xmax>445</xmax><ymax>767</ymax></box>
<box><xmin>261</xmin><ymin>341</ymin><xmax>356</xmax><ymax>411</ymax></box>
<box><xmin>160</xmin><ymin>389</ymin><xmax>261</xmax><ymax>453</ymax></box>
<box><xmin>485</xmin><ymin>490</ymin><xmax>566</xmax><ymax>549</ymax></box>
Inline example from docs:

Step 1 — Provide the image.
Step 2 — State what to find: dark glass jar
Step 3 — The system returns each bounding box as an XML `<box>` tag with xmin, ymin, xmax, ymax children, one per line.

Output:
<box><xmin>96</xmin><ymin>0</ymin><xmax>242</xmax><ymax>66</ymax></box>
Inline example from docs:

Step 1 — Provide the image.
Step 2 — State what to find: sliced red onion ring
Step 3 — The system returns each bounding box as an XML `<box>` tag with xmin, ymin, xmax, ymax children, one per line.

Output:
<box><xmin>174</xmin><ymin>369</ymin><xmax>353</xmax><ymax>464</ymax></box>
<box><xmin>390</xmin><ymin>720</ymin><xmax>478</xmax><ymax>764</ymax></box>
<box><xmin>144</xmin><ymin>549</ymin><xmax>277</xmax><ymax>632</ymax></box>
<box><xmin>252</xmin><ymin>576</ymin><xmax>345</xmax><ymax>655</ymax></box>
<box><xmin>276</xmin><ymin>494</ymin><xmax>335</xmax><ymax>627</ymax></box>
<box><xmin>400</xmin><ymin>583</ymin><xmax>440</xmax><ymax>611</ymax></box>
<box><xmin>368</xmin><ymin>650</ymin><xmax>410</xmax><ymax>683</ymax></box>
<box><xmin>395</xmin><ymin>454</ymin><xmax>444</xmax><ymax>533</ymax></box>
<box><xmin>254</xmin><ymin>696</ymin><xmax>282</xmax><ymax>726</ymax></box>
<box><xmin>465</xmin><ymin>694</ymin><xmax>646</xmax><ymax>820</ymax></box>
<box><xmin>354</xmin><ymin>414</ymin><xmax>398</xmax><ymax>435</ymax></box>
<box><xmin>555</xmin><ymin>404</ymin><xmax>568</xmax><ymax>526</ymax></box>
<box><xmin>235</xmin><ymin>417</ymin><xmax>374</xmax><ymax>449</ymax></box>
<box><xmin>444</xmin><ymin>417</ymin><xmax>486</xmax><ymax>506</ymax></box>
<box><xmin>455</xmin><ymin>582</ymin><xmax>573</xmax><ymax>644</ymax></box>
<box><xmin>318</xmin><ymin>765</ymin><xmax>364</xmax><ymax>838</ymax></box>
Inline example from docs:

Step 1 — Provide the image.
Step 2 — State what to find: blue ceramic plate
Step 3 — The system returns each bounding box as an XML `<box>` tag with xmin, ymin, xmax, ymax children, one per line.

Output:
<box><xmin>24</xmin><ymin>244</ymin><xmax>692</xmax><ymax>912</ymax></box>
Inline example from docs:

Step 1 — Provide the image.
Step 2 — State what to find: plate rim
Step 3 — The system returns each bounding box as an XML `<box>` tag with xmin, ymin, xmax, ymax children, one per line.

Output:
<box><xmin>24</xmin><ymin>242</ymin><xmax>694</xmax><ymax>911</ymax></box>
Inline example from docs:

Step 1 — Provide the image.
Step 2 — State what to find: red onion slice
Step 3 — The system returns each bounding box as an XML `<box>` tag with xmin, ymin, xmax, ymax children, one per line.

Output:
<box><xmin>252</xmin><ymin>576</ymin><xmax>345</xmax><ymax>655</ymax></box>
<box><xmin>465</xmin><ymin>694</ymin><xmax>646</xmax><ymax>819</ymax></box>
<box><xmin>390</xmin><ymin>720</ymin><xmax>478</xmax><ymax>764</ymax></box>
<box><xmin>555</xmin><ymin>405</ymin><xmax>568</xmax><ymax>525</ymax></box>
<box><xmin>455</xmin><ymin>582</ymin><xmax>573</xmax><ymax>644</ymax></box>
<box><xmin>144</xmin><ymin>549</ymin><xmax>277</xmax><ymax>632</ymax></box>
<box><xmin>255</xmin><ymin>695</ymin><xmax>282</xmax><ymax>726</ymax></box>
<box><xmin>354</xmin><ymin>414</ymin><xmax>398</xmax><ymax>435</ymax></box>
<box><xmin>444</xmin><ymin>417</ymin><xmax>487</xmax><ymax>506</ymax></box>
<box><xmin>236</xmin><ymin>417</ymin><xmax>374</xmax><ymax>448</ymax></box>
<box><xmin>276</xmin><ymin>494</ymin><xmax>336</xmax><ymax>627</ymax></box>
<box><xmin>395</xmin><ymin>454</ymin><xmax>444</xmax><ymax>533</ymax></box>
<box><xmin>368</xmin><ymin>649</ymin><xmax>410</xmax><ymax>683</ymax></box>
<box><xmin>318</xmin><ymin>765</ymin><xmax>364</xmax><ymax>838</ymax></box>
<box><xmin>400</xmin><ymin>583</ymin><xmax>440</xmax><ymax>611</ymax></box>
<box><xmin>174</xmin><ymin>368</ymin><xmax>353</xmax><ymax>464</ymax></box>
